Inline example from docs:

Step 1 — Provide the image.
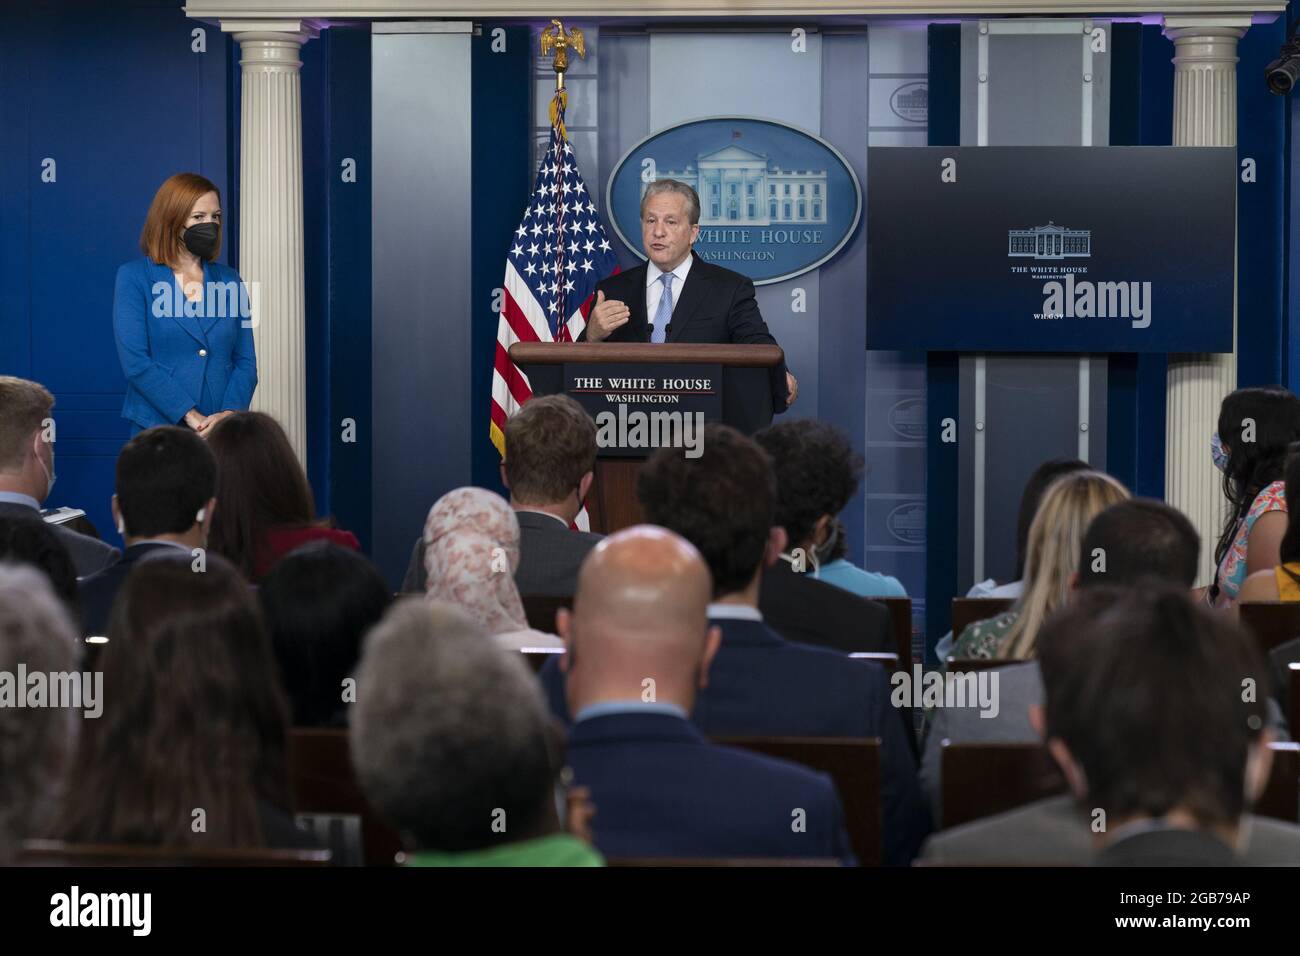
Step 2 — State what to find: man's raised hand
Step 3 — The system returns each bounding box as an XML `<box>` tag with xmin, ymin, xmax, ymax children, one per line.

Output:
<box><xmin>586</xmin><ymin>289</ymin><xmax>631</xmax><ymax>342</ymax></box>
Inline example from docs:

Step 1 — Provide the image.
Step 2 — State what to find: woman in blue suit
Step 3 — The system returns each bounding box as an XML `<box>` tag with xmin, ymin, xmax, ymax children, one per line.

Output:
<box><xmin>113</xmin><ymin>173</ymin><xmax>257</xmax><ymax>436</ymax></box>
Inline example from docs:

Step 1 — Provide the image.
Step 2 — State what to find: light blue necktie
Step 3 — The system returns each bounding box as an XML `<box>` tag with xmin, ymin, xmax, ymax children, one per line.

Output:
<box><xmin>650</xmin><ymin>272</ymin><xmax>673</xmax><ymax>344</ymax></box>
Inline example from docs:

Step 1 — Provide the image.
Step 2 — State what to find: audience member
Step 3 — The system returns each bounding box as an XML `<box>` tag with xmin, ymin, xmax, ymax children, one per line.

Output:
<box><xmin>0</xmin><ymin>564</ymin><xmax>80</xmax><ymax>864</ymax></box>
<box><xmin>922</xmin><ymin>587</ymin><xmax>1300</xmax><ymax>865</ymax></box>
<box><xmin>1239</xmin><ymin>439</ymin><xmax>1300</xmax><ymax>603</ymax></box>
<box><xmin>655</xmin><ymin>423</ymin><xmax>886</xmax><ymax>654</ymax></box>
<box><xmin>350</xmin><ymin>598</ymin><xmax>602</xmax><ymax>866</ymax></box>
<box><xmin>403</xmin><ymin>395</ymin><xmax>603</xmax><ymax>594</ymax></box>
<box><xmin>934</xmin><ymin>458</ymin><xmax>1088</xmax><ymax>660</ymax></box>
<box><xmin>0</xmin><ymin>376</ymin><xmax>119</xmax><ymax>576</ymax></box>
<box><xmin>555</xmin><ymin>525</ymin><xmax>856</xmax><ymax>863</ymax></box>
<box><xmin>1050</xmin><ymin>589</ymin><xmax>1279</xmax><ymax>865</ymax></box>
<box><xmin>59</xmin><ymin>554</ymin><xmax>316</xmax><ymax>849</ymax></box>
<box><xmin>920</xmin><ymin>499</ymin><xmax>1199</xmax><ymax>822</ymax></box>
<box><xmin>553</xmin><ymin>422</ymin><xmax>927</xmax><ymax>863</ymax></box>
<box><xmin>753</xmin><ymin>419</ymin><xmax>905</xmax><ymax>598</ymax></box>
<box><xmin>949</xmin><ymin>470</ymin><xmax>1128</xmax><ymax>661</ymax></box>
<box><xmin>1208</xmin><ymin>386</ymin><xmax>1300</xmax><ymax>608</ymax></box>
<box><xmin>422</xmin><ymin>487</ymin><xmax>561</xmax><ymax>650</ymax></box>
<box><xmin>78</xmin><ymin>425</ymin><xmax>216</xmax><ymax>637</ymax></box>
<box><xmin>0</xmin><ymin>513</ymin><xmax>79</xmax><ymax>626</ymax></box>
<box><xmin>206</xmin><ymin>411</ymin><xmax>359</xmax><ymax>581</ymax></box>
<box><xmin>260</xmin><ymin>542</ymin><xmax>392</xmax><ymax>727</ymax></box>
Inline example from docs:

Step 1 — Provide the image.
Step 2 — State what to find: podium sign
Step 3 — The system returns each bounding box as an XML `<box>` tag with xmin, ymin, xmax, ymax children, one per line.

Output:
<box><xmin>564</xmin><ymin>362</ymin><xmax>722</xmax><ymax>458</ymax></box>
<box><xmin>866</xmin><ymin>146</ymin><xmax>1236</xmax><ymax>353</ymax></box>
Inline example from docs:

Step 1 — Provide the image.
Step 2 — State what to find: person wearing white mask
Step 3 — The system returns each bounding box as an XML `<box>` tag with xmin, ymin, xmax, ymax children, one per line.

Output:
<box><xmin>78</xmin><ymin>426</ymin><xmax>216</xmax><ymax>637</ymax></box>
<box><xmin>0</xmin><ymin>376</ymin><xmax>119</xmax><ymax>577</ymax></box>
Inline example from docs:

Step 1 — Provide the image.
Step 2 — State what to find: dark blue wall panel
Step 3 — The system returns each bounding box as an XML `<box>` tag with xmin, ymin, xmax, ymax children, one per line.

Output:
<box><xmin>1238</xmin><ymin>15</ymin><xmax>1288</xmax><ymax>390</ymax></box>
<box><xmin>1106</xmin><ymin>23</ymin><xmax>1171</xmax><ymax>501</ymax></box>
<box><xmin>301</xmin><ymin>26</ymin><xmax>374</xmax><ymax>549</ymax></box>
<box><xmin>0</xmin><ymin>1</ymin><xmax>229</xmax><ymax>544</ymax></box>
<box><xmin>470</xmin><ymin>26</ymin><xmax>532</xmax><ymax>496</ymax></box>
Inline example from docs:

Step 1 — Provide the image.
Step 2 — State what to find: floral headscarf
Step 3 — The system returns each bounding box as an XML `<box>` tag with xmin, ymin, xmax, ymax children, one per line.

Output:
<box><xmin>422</xmin><ymin>488</ymin><xmax>528</xmax><ymax>635</ymax></box>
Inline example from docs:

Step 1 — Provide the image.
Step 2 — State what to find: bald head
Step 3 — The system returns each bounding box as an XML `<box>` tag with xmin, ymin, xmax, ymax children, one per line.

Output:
<box><xmin>560</xmin><ymin>525</ymin><xmax>720</xmax><ymax>715</ymax></box>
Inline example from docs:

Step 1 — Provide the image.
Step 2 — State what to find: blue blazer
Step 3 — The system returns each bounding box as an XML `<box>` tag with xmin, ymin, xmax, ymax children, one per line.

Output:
<box><xmin>567</xmin><ymin>712</ymin><xmax>855</xmax><ymax>863</ymax></box>
<box><xmin>540</xmin><ymin>616</ymin><xmax>932</xmax><ymax>864</ymax></box>
<box><xmin>112</xmin><ymin>256</ymin><xmax>258</xmax><ymax>430</ymax></box>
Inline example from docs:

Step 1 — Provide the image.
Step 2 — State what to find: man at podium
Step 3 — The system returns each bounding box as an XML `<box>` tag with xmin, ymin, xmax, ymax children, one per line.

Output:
<box><xmin>579</xmin><ymin>179</ymin><xmax>796</xmax><ymax>412</ymax></box>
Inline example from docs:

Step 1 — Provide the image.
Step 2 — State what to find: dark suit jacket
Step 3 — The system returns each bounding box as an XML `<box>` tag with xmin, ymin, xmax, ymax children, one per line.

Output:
<box><xmin>578</xmin><ymin>252</ymin><xmax>790</xmax><ymax>432</ymax></box>
<box><xmin>539</xmin><ymin>616</ymin><xmax>929</xmax><ymax>864</ymax></box>
<box><xmin>0</xmin><ymin>501</ymin><xmax>120</xmax><ymax>579</ymax></box>
<box><xmin>566</xmin><ymin>711</ymin><xmax>854</xmax><ymax>863</ymax></box>
<box><xmin>1096</xmin><ymin>827</ymin><xmax>1238</xmax><ymax>867</ymax></box>
<box><xmin>401</xmin><ymin>510</ymin><xmax>602</xmax><ymax>595</ymax></box>
<box><xmin>759</xmin><ymin>561</ymin><xmax>892</xmax><ymax>654</ymax></box>
<box><xmin>78</xmin><ymin>541</ymin><xmax>181</xmax><ymax>636</ymax></box>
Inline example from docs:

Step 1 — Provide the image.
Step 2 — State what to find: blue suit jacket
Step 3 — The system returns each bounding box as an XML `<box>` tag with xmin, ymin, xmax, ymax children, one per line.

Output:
<box><xmin>540</xmin><ymin>616</ymin><xmax>932</xmax><ymax>864</ymax></box>
<box><xmin>567</xmin><ymin>712</ymin><xmax>855</xmax><ymax>863</ymax></box>
<box><xmin>112</xmin><ymin>256</ymin><xmax>258</xmax><ymax>430</ymax></box>
<box><xmin>77</xmin><ymin>541</ymin><xmax>180</xmax><ymax>637</ymax></box>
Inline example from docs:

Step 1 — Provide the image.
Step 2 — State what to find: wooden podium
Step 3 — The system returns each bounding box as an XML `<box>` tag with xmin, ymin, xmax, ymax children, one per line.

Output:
<box><xmin>509</xmin><ymin>342</ymin><xmax>784</xmax><ymax>534</ymax></box>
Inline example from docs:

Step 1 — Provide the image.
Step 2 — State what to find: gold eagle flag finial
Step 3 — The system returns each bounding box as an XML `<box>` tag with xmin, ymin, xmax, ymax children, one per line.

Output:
<box><xmin>540</xmin><ymin>19</ymin><xmax>586</xmax><ymax>90</ymax></box>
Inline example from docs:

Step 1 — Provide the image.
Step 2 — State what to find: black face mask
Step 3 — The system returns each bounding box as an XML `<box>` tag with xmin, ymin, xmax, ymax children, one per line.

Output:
<box><xmin>181</xmin><ymin>222</ymin><xmax>219</xmax><ymax>260</ymax></box>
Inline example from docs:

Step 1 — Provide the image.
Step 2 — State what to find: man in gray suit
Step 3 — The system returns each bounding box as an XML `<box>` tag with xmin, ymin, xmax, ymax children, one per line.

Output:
<box><xmin>404</xmin><ymin>394</ymin><xmax>601</xmax><ymax>595</ymax></box>
<box><xmin>920</xmin><ymin>499</ymin><xmax>1201</xmax><ymax>823</ymax></box>
<box><xmin>924</xmin><ymin>586</ymin><xmax>1300</xmax><ymax>866</ymax></box>
<box><xmin>0</xmin><ymin>376</ymin><xmax>119</xmax><ymax>577</ymax></box>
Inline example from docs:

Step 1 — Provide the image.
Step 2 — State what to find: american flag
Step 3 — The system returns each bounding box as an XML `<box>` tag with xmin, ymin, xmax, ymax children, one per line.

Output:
<box><xmin>490</xmin><ymin>89</ymin><xmax>620</xmax><ymax>457</ymax></box>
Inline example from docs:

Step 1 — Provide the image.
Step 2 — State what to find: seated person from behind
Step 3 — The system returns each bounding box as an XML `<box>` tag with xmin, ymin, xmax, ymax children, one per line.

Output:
<box><xmin>422</xmin><ymin>487</ymin><xmax>561</xmax><ymax>650</ymax></box>
<box><xmin>753</xmin><ymin>420</ymin><xmax>904</xmax><ymax>598</ymax></box>
<box><xmin>919</xmin><ymin>498</ymin><xmax>1201</xmax><ymax>824</ymax></box>
<box><xmin>0</xmin><ymin>564</ymin><xmax>80</xmax><ymax>864</ymax></box>
<box><xmin>1238</xmin><ymin>438</ymin><xmax>1300</xmax><ymax>604</ymax></box>
<box><xmin>949</xmin><ymin>470</ymin><xmax>1127</xmax><ymax>662</ymax></box>
<box><xmin>1044</xmin><ymin>588</ymin><xmax>1280</xmax><ymax>866</ymax></box>
<box><xmin>58</xmin><ymin>554</ymin><xmax>317</xmax><ymax>850</ymax></box>
<box><xmin>205</xmin><ymin>411</ymin><xmax>358</xmax><ymax>582</ymax></box>
<box><xmin>0</xmin><ymin>376</ymin><xmax>119</xmax><ymax>577</ymax></box>
<box><xmin>933</xmin><ymin>458</ymin><xmax>1088</xmax><ymax>660</ymax></box>
<box><xmin>920</xmin><ymin>586</ymin><xmax>1300</xmax><ymax>866</ymax></box>
<box><xmin>403</xmin><ymin>394</ymin><xmax>601</xmax><ymax>594</ymax></box>
<box><xmin>259</xmin><ymin>542</ymin><xmax>392</xmax><ymax>727</ymax></box>
<box><xmin>554</xmin><ymin>525</ymin><xmax>855</xmax><ymax>863</ymax></box>
<box><xmin>350</xmin><ymin>598</ymin><xmax>601</xmax><ymax>867</ymax></box>
<box><xmin>545</xmin><ymin>422</ymin><xmax>927</xmax><ymax>864</ymax></box>
<box><xmin>723</xmin><ymin>420</ymin><xmax>891</xmax><ymax>654</ymax></box>
<box><xmin>78</xmin><ymin>425</ymin><xmax>216</xmax><ymax>637</ymax></box>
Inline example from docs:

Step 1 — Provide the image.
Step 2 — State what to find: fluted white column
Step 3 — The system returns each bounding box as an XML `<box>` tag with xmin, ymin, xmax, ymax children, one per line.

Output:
<box><xmin>222</xmin><ymin>20</ymin><xmax>317</xmax><ymax>463</ymax></box>
<box><xmin>1162</xmin><ymin>16</ymin><xmax>1249</xmax><ymax>586</ymax></box>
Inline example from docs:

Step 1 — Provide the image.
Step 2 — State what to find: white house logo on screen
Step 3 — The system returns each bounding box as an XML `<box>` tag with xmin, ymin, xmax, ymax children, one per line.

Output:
<box><xmin>889</xmin><ymin>82</ymin><xmax>928</xmax><ymax>123</ymax></box>
<box><xmin>888</xmin><ymin>397</ymin><xmax>925</xmax><ymax>441</ymax></box>
<box><xmin>1008</xmin><ymin>222</ymin><xmax>1091</xmax><ymax>260</ymax></box>
<box><xmin>886</xmin><ymin>501</ymin><xmax>926</xmax><ymax>545</ymax></box>
<box><xmin>607</xmin><ymin>117</ymin><xmax>862</xmax><ymax>285</ymax></box>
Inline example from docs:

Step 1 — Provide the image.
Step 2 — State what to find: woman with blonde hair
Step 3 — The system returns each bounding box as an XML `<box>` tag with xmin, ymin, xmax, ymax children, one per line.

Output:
<box><xmin>950</xmin><ymin>469</ymin><xmax>1130</xmax><ymax>661</ymax></box>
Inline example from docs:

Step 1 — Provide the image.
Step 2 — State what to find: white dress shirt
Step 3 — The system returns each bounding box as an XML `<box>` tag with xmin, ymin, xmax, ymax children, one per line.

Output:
<box><xmin>645</xmin><ymin>255</ymin><xmax>693</xmax><ymax>332</ymax></box>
